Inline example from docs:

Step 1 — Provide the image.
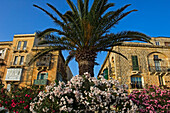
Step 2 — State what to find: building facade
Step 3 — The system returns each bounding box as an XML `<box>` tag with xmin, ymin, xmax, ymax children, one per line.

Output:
<box><xmin>98</xmin><ymin>37</ymin><xmax>170</xmax><ymax>92</ymax></box>
<box><xmin>0</xmin><ymin>33</ymin><xmax>73</xmax><ymax>90</ymax></box>
<box><xmin>0</xmin><ymin>41</ymin><xmax>12</xmax><ymax>85</ymax></box>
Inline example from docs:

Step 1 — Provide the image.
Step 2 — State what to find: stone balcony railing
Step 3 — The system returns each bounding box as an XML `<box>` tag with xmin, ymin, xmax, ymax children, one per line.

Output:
<box><xmin>36</xmin><ymin>61</ymin><xmax>50</xmax><ymax>67</ymax></box>
<box><xmin>131</xmin><ymin>66</ymin><xmax>142</xmax><ymax>74</ymax></box>
<box><xmin>13</xmin><ymin>47</ymin><xmax>29</xmax><ymax>53</ymax></box>
<box><xmin>34</xmin><ymin>79</ymin><xmax>48</xmax><ymax>85</ymax></box>
<box><xmin>149</xmin><ymin>66</ymin><xmax>170</xmax><ymax>72</ymax></box>
<box><xmin>8</xmin><ymin>62</ymin><xmax>26</xmax><ymax>68</ymax></box>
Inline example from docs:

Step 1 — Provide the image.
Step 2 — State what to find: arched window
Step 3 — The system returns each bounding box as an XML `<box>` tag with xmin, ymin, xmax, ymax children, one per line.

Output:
<box><xmin>131</xmin><ymin>75</ymin><xmax>142</xmax><ymax>89</ymax></box>
<box><xmin>37</xmin><ymin>71</ymin><xmax>48</xmax><ymax>80</ymax></box>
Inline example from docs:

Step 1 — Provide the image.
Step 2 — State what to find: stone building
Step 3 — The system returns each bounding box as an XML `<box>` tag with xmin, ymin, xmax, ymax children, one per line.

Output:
<box><xmin>0</xmin><ymin>41</ymin><xmax>12</xmax><ymax>85</ymax></box>
<box><xmin>0</xmin><ymin>33</ymin><xmax>73</xmax><ymax>90</ymax></box>
<box><xmin>98</xmin><ymin>37</ymin><xmax>170</xmax><ymax>92</ymax></box>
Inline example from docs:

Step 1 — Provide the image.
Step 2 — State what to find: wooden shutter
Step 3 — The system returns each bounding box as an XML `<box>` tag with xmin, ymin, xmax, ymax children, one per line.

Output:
<box><xmin>103</xmin><ymin>68</ymin><xmax>108</xmax><ymax>80</ymax></box>
<box><xmin>132</xmin><ymin>56</ymin><xmax>139</xmax><ymax>70</ymax></box>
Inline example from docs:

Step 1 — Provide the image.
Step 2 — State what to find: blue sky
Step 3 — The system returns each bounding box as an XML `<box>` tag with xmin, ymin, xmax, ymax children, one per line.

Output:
<box><xmin>0</xmin><ymin>0</ymin><xmax>170</xmax><ymax>77</ymax></box>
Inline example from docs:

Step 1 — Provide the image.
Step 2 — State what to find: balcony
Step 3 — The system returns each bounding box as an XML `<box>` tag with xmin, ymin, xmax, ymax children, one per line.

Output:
<box><xmin>149</xmin><ymin>66</ymin><xmax>170</xmax><ymax>75</ymax></box>
<box><xmin>8</xmin><ymin>62</ymin><xmax>26</xmax><ymax>68</ymax></box>
<box><xmin>131</xmin><ymin>66</ymin><xmax>142</xmax><ymax>74</ymax></box>
<box><xmin>13</xmin><ymin>47</ymin><xmax>28</xmax><ymax>53</ymax></box>
<box><xmin>36</xmin><ymin>61</ymin><xmax>50</xmax><ymax>67</ymax></box>
<box><xmin>149</xmin><ymin>66</ymin><xmax>170</xmax><ymax>72</ymax></box>
<box><xmin>34</xmin><ymin>79</ymin><xmax>48</xmax><ymax>85</ymax></box>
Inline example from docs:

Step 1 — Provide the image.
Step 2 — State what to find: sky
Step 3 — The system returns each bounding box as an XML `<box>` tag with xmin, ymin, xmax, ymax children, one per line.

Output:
<box><xmin>0</xmin><ymin>0</ymin><xmax>170</xmax><ymax>77</ymax></box>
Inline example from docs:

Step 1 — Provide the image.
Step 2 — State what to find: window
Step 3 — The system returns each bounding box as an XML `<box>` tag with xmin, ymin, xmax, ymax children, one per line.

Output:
<box><xmin>19</xmin><ymin>56</ymin><xmax>24</xmax><ymax>65</ymax></box>
<box><xmin>0</xmin><ymin>49</ymin><xmax>4</xmax><ymax>57</ymax></box>
<box><xmin>158</xmin><ymin>76</ymin><xmax>164</xmax><ymax>85</ymax></box>
<box><xmin>37</xmin><ymin>72</ymin><xmax>48</xmax><ymax>80</ymax></box>
<box><xmin>132</xmin><ymin>56</ymin><xmax>139</xmax><ymax>71</ymax></box>
<box><xmin>154</xmin><ymin>55</ymin><xmax>161</xmax><ymax>71</ymax></box>
<box><xmin>131</xmin><ymin>75</ymin><xmax>142</xmax><ymax>89</ymax></box>
<box><xmin>2</xmin><ymin>50</ymin><xmax>4</xmax><ymax>56</ymax></box>
<box><xmin>165</xmin><ymin>42</ymin><xmax>170</xmax><ymax>46</ymax></box>
<box><xmin>17</xmin><ymin>41</ymin><xmax>21</xmax><ymax>50</ymax></box>
<box><xmin>154</xmin><ymin>55</ymin><xmax>158</xmax><ymax>60</ymax></box>
<box><xmin>23</xmin><ymin>41</ymin><xmax>27</xmax><ymax>50</ymax></box>
<box><xmin>155</xmin><ymin>41</ymin><xmax>160</xmax><ymax>46</ymax></box>
<box><xmin>13</xmin><ymin>56</ymin><xmax>18</xmax><ymax>65</ymax></box>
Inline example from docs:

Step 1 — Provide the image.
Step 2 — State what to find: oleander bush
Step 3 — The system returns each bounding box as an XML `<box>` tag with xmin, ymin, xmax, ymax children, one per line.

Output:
<box><xmin>0</xmin><ymin>83</ymin><xmax>42</xmax><ymax>113</ymax></box>
<box><xmin>1</xmin><ymin>74</ymin><xmax>169</xmax><ymax>113</ymax></box>
<box><xmin>129</xmin><ymin>85</ymin><xmax>170</xmax><ymax>113</ymax></box>
<box><xmin>30</xmin><ymin>72</ymin><xmax>137</xmax><ymax>113</ymax></box>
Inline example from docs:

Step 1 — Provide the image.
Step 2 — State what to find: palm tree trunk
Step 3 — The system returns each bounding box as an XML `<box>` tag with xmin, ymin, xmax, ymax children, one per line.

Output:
<box><xmin>78</xmin><ymin>60</ymin><xmax>94</xmax><ymax>77</ymax></box>
<box><xmin>75</xmin><ymin>49</ymin><xmax>96</xmax><ymax>77</ymax></box>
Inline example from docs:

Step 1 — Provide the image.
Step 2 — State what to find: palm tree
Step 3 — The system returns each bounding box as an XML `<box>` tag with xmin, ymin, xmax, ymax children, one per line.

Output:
<box><xmin>29</xmin><ymin>0</ymin><xmax>151</xmax><ymax>77</ymax></box>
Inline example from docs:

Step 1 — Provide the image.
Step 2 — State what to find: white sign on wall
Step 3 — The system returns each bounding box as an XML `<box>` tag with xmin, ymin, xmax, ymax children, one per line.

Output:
<box><xmin>5</xmin><ymin>68</ymin><xmax>22</xmax><ymax>81</ymax></box>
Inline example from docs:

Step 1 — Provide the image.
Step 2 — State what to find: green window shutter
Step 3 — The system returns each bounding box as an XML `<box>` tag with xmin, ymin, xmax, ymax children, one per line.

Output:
<box><xmin>132</xmin><ymin>56</ymin><xmax>139</xmax><ymax>70</ymax></box>
<box><xmin>103</xmin><ymin>68</ymin><xmax>108</xmax><ymax>80</ymax></box>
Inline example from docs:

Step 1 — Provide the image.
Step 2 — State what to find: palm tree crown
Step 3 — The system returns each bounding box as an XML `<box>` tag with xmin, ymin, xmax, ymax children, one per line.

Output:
<box><xmin>30</xmin><ymin>0</ymin><xmax>151</xmax><ymax>77</ymax></box>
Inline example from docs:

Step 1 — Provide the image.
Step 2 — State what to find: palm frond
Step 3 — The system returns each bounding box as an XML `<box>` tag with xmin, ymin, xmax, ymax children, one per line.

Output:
<box><xmin>94</xmin><ymin>62</ymin><xmax>99</xmax><ymax>65</ymax></box>
<box><xmin>93</xmin><ymin>31</ymin><xmax>151</xmax><ymax>50</ymax></box>
<box><xmin>33</xmin><ymin>4</ymin><xmax>64</xmax><ymax>27</ymax></box>
<box><xmin>90</xmin><ymin>0</ymin><xmax>100</xmax><ymax>16</ymax></box>
<box><xmin>99</xmin><ymin>3</ymin><xmax>114</xmax><ymax>16</ymax></box>
<box><xmin>102</xmin><ymin>49</ymin><xmax>128</xmax><ymax>60</ymax></box>
<box><xmin>78</xmin><ymin>0</ymin><xmax>84</xmax><ymax>19</ymax></box>
<box><xmin>84</xmin><ymin>0</ymin><xmax>89</xmax><ymax>16</ymax></box>
<box><xmin>28</xmin><ymin>46</ymin><xmax>67</xmax><ymax>66</ymax></box>
<box><xmin>66</xmin><ymin>0</ymin><xmax>79</xmax><ymax>15</ymax></box>
<box><xmin>64</xmin><ymin>12</ymin><xmax>84</xmax><ymax>47</ymax></box>
<box><xmin>47</xmin><ymin>3</ymin><xmax>67</xmax><ymax>23</ymax></box>
<box><xmin>65</xmin><ymin>51</ymin><xmax>76</xmax><ymax>66</ymax></box>
<box><xmin>36</xmin><ymin>28</ymin><xmax>63</xmax><ymax>37</ymax></box>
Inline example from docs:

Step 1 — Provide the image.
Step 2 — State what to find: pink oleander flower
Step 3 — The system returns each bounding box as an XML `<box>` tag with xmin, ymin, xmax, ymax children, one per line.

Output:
<box><xmin>11</xmin><ymin>102</ymin><xmax>16</xmax><ymax>107</ymax></box>
<box><xmin>5</xmin><ymin>101</ymin><xmax>8</xmax><ymax>104</ymax></box>
<box><xmin>24</xmin><ymin>105</ymin><xmax>29</xmax><ymax>109</ymax></box>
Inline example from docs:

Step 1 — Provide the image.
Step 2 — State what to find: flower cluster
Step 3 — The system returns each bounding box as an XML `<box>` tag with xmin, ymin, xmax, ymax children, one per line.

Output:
<box><xmin>129</xmin><ymin>85</ymin><xmax>170</xmax><ymax>113</ymax></box>
<box><xmin>30</xmin><ymin>72</ymin><xmax>137</xmax><ymax>113</ymax></box>
<box><xmin>0</xmin><ymin>84</ymin><xmax>41</xmax><ymax>113</ymax></box>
